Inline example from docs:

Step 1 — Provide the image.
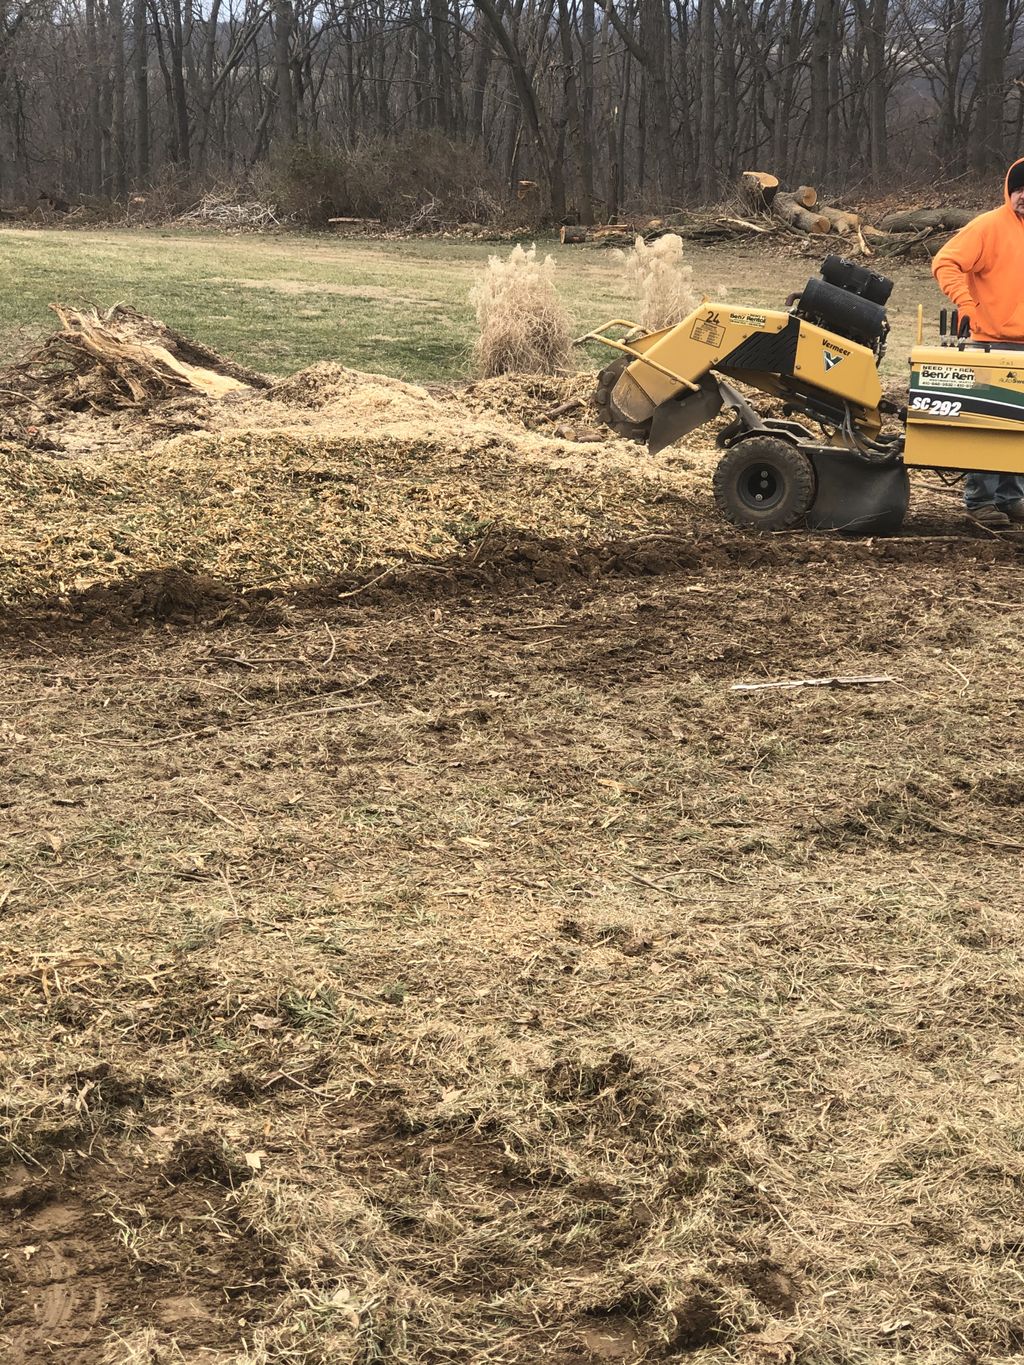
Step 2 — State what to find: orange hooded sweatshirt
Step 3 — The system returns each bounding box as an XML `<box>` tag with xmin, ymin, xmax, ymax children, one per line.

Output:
<box><xmin>932</xmin><ymin>159</ymin><xmax>1024</xmax><ymax>342</ymax></box>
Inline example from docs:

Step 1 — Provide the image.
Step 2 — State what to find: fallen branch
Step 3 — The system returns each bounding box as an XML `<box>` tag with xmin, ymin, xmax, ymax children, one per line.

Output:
<box><xmin>731</xmin><ymin>674</ymin><xmax>897</xmax><ymax>693</ymax></box>
<box><xmin>544</xmin><ymin>397</ymin><xmax>584</xmax><ymax>419</ymax></box>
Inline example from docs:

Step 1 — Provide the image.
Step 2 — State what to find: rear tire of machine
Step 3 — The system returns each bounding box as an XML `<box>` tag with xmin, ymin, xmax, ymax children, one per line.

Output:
<box><xmin>713</xmin><ymin>437</ymin><xmax>815</xmax><ymax>533</ymax></box>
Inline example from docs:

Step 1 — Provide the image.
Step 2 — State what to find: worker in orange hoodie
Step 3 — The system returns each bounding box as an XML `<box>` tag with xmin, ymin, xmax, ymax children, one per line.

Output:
<box><xmin>932</xmin><ymin>158</ymin><xmax>1024</xmax><ymax>527</ymax></box>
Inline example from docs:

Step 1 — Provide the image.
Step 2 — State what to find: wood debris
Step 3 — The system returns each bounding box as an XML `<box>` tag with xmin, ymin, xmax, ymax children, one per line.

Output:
<box><xmin>177</xmin><ymin>193</ymin><xmax>280</xmax><ymax>228</ymax></box>
<box><xmin>731</xmin><ymin>675</ymin><xmax>898</xmax><ymax>693</ymax></box>
<box><xmin>0</xmin><ymin>304</ymin><xmax>271</xmax><ymax>415</ymax></box>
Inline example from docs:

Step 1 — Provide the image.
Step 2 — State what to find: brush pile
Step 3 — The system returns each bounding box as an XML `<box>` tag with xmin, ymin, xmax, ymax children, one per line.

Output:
<box><xmin>177</xmin><ymin>192</ymin><xmax>281</xmax><ymax>228</ymax></box>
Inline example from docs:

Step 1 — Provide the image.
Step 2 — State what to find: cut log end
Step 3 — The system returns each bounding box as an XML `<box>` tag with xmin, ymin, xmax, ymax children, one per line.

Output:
<box><xmin>740</xmin><ymin>170</ymin><xmax>780</xmax><ymax>210</ymax></box>
<box><xmin>819</xmin><ymin>206</ymin><xmax>861</xmax><ymax>236</ymax></box>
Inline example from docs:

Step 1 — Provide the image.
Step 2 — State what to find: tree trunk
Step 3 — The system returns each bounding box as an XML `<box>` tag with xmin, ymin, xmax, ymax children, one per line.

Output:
<box><xmin>740</xmin><ymin>170</ymin><xmax>779</xmax><ymax>209</ymax></box>
<box><xmin>809</xmin><ymin>0</ymin><xmax>833</xmax><ymax>183</ymax></box>
<box><xmin>578</xmin><ymin>0</ymin><xmax>596</xmax><ymax>223</ymax></box>
<box><xmin>697</xmin><ymin>0</ymin><xmax>716</xmax><ymax>198</ymax></box>
<box><xmin>85</xmin><ymin>0</ymin><xmax>102</xmax><ymax>194</ymax></box>
<box><xmin>168</xmin><ymin>0</ymin><xmax>191</xmax><ymax>167</ymax></box>
<box><xmin>132</xmin><ymin>0</ymin><xmax>149</xmax><ymax>181</ymax></box>
<box><xmin>819</xmin><ymin>205</ymin><xmax>859</xmax><ymax>233</ymax></box>
<box><xmin>877</xmin><ymin>207</ymin><xmax>975</xmax><ymax>231</ymax></box>
<box><xmin>971</xmin><ymin>0</ymin><xmax>1007</xmax><ymax>169</ymax></box>
<box><xmin>110</xmin><ymin>0</ymin><xmax>128</xmax><ymax>199</ymax></box>
<box><xmin>274</xmin><ymin>0</ymin><xmax>297</xmax><ymax>145</ymax></box>
<box><xmin>866</xmin><ymin>0</ymin><xmax>888</xmax><ymax>175</ymax></box>
<box><xmin>429</xmin><ymin>0</ymin><xmax>451</xmax><ymax>133</ymax></box>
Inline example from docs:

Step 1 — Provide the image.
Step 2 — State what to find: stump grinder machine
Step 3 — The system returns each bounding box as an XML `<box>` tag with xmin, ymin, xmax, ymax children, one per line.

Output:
<box><xmin>587</xmin><ymin>255</ymin><xmax>1024</xmax><ymax>535</ymax></box>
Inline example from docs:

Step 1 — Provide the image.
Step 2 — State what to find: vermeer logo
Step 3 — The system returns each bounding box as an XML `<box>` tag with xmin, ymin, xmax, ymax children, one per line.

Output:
<box><xmin>823</xmin><ymin>350</ymin><xmax>844</xmax><ymax>371</ymax></box>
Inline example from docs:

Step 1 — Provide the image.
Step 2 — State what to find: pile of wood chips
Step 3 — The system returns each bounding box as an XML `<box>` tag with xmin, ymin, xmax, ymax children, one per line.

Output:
<box><xmin>0</xmin><ymin>331</ymin><xmax>694</xmax><ymax>605</ymax></box>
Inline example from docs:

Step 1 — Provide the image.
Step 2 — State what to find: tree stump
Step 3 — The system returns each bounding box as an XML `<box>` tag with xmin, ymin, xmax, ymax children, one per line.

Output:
<box><xmin>740</xmin><ymin>171</ymin><xmax>779</xmax><ymax>211</ymax></box>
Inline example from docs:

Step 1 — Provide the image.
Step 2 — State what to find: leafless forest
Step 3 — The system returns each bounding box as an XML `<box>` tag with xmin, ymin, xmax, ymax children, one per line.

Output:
<box><xmin>0</xmin><ymin>0</ymin><xmax>1020</xmax><ymax>221</ymax></box>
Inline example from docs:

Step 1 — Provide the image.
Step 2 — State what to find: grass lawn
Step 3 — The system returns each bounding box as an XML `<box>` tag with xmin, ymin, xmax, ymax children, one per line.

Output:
<box><xmin>1</xmin><ymin>226</ymin><xmax>942</xmax><ymax>383</ymax></box>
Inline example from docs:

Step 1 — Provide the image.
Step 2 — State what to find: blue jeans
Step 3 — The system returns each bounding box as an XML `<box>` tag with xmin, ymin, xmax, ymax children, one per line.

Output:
<box><xmin>964</xmin><ymin>471</ymin><xmax>1024</xmax><ymax>510</ymax></box>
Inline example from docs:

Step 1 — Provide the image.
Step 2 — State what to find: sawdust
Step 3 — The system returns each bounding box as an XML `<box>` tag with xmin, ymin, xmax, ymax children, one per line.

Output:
<box><xmin>0</xmin><ymin>344</ymin><xmax>695</xmax><ymax>605</ymax></box>
<box><xmin>457</xmin><ymin>371</ymin><xmax>597</xmax><ymax>427</ymax></box>
<box><xmin>267</xmin><ymin>361</ymin><xmax>443</xmax><ymax>424</ymax></box>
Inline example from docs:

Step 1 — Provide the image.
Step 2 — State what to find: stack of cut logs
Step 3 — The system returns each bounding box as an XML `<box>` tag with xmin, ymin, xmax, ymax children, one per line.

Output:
<box><xmin>738</xmin><ymin>171</ymin><xmax>975</xmax><ymax>258</ymax></box>
<box><xmin>742</xmin><ymin>172</ymin><xmax>858</xmax><ymax>236</ymax></box>
<box><xmin>559</xmin><ymin>171</ymin><xmax>977</xmax><ymax>260</ymax></box>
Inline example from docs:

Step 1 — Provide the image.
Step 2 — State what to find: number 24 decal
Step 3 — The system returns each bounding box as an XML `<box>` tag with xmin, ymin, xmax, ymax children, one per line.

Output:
<box><xmin>911</xmin><ymin>395</ymin><xmax>962</xmax><ymax>416</ymax></box>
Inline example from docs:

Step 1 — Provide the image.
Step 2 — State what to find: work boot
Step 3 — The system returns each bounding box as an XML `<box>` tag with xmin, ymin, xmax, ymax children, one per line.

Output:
<box><xmin>1000</xmin><ymin>499</ymin><xmax>1024</xmax><ymax>523</ymax></box>
<box><xmin>969</xmin><ymin>503</ymin><xmax>1012</xmax><ymax>528</ymax></box>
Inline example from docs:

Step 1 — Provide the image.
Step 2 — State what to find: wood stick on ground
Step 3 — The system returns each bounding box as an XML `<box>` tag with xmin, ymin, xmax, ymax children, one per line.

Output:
<box><xmin>544</xmin><ymin>398</ymin><xmax>584</xmax><ymax>419</ymax></box>
<box><xmin>731</xmin><ymin>674</ymin><xmax>897</xmax><ymax>692</ymax></box>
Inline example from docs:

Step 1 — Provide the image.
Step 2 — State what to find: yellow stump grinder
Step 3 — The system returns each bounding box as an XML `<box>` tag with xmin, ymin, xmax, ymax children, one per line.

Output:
<box><xmin>587</xmin><ymin>255</ymin><xmax>1024</xmax><ymax>535</ymax></box>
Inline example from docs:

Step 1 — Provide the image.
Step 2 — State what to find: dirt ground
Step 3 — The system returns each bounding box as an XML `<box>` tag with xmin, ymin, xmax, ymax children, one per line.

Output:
<box><xmin>3</xmin><ymin>350</ymin><xmax>1024</xmax><ymax>1365</ymax></box>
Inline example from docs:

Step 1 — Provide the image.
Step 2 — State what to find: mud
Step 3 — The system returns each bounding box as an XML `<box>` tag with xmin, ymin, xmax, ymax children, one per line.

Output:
<box><xmin>0</xmin><ymin>1160</ymin><xmax>277</xmax><ymax>1364</ymax></box>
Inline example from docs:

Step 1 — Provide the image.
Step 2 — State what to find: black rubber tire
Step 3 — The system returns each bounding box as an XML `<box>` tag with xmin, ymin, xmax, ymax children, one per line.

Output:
<box><xmin>712</xmin><ymin>436</ymin><xmax>815</xmax><ymax>532</ymax></box>
<box><xmin>592</xmin><ymin>356</ymin><xmax>652</xmax><ymax>444</ymax></box>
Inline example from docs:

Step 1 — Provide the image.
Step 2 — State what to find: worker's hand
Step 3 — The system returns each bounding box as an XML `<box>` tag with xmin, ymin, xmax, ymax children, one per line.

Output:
<box><xmin>958</xmin><ymin>313</ymin><xmax>972</xmax><ymax>339</ymax></box>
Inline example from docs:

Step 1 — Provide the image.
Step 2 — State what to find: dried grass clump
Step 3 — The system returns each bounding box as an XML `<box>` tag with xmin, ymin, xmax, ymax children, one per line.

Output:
<box><xmin>625</xmin><ymin>233</ymin><xmax>698</xmax><ymax>332</ymax></box>
<box><xmin>100</xmin><ymin>1327</ymin><xmax>184</xmax><ymax>1364</ymax></box>
<box><xmin>469</xmin><ymin>243</ymin><xmax>572</xmax><ymax>377</ymax></box>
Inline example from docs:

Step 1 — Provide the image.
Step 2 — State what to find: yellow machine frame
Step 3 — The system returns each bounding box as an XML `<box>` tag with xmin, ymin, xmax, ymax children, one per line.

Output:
<box><xmin>905</xmin><ymin>343</ymin><xmax>1024</xmax><ymax>474</ymax></box>
<box><xmin>582</xmin><ymin>303</ymin><xmax>884</xmax><ymax>441</ymax></box>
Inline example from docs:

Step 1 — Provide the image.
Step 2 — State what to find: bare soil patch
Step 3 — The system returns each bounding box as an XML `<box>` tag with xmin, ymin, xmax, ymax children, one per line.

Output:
<box><xmin>1</xmin><ymin>1155</ymin><xmax>277</xmax><ymax>1363</ymax></box>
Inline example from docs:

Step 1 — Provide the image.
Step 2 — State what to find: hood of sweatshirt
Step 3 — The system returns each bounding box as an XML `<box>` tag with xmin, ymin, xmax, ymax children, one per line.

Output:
<box><xmin>1004</xmin><ymin>157</ymin><xmax>1024</xmax><ymax>211</ymax></box>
